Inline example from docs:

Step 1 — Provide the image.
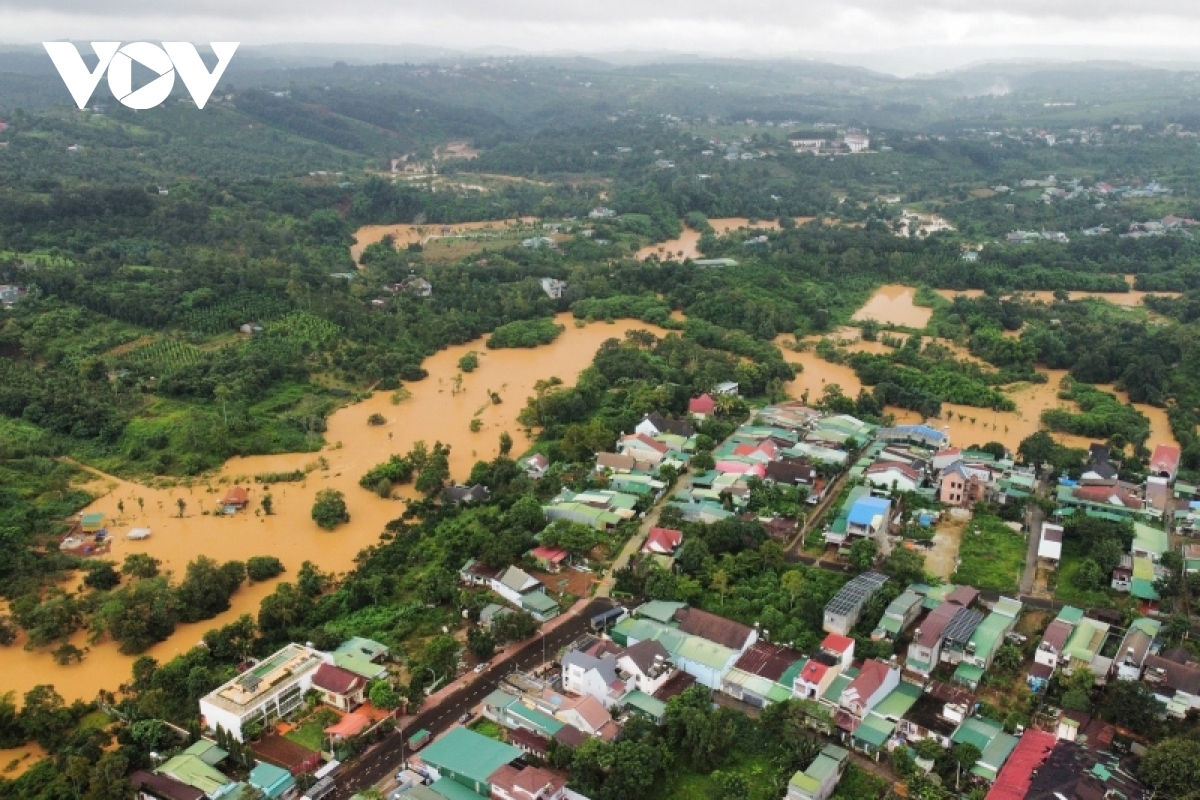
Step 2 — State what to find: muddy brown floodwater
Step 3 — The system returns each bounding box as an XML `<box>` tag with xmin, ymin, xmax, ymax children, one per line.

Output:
<box><xmin>935</xmin><ymin>274</ymin><xmax>1181</xmax><ymax>308</ymax></box>
<box><xmin>0</xmin><ymin>315</ymin><xmax>666</xmax><ymax>706</ymax></box>
<box><xmin>350</xmin><ymin>217</ymin><xmax>538</xmax><ymax>264</ymax></box>
<box><xmin>636</xmin><ymin>217</ymin><xmax>815</xmax><ymax>260</ymax></box>
<box><xmin>851</xmin><ymin>285</ymin><xmax>933</xmax><ymax>328</ymax></box>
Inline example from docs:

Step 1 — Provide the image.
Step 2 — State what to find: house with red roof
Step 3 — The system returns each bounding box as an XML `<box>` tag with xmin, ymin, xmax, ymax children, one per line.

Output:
<box><xmin>617</xmin><ymin>433</ymin><xmax>670</xmax><ymax>465</ymax></box>
<box><xmin>864</xmin><ymin>461</ymin><xmax>923</xmax><ymax>493</ymax></box>
<box><xmin>820</xmin><ymin>633</ymin><xmax>856</xmax><ymax>669</ymax></box>
<box><xmin>222</xmin><ymin>486</ymin><xmax>249</xmax><ymax>512</ymax></box>
<box><xmin>1149</xmin><ymin>444</ymin><xmax>1181</xmax><ymax>481</ymax></box>
<box><xmin>793</xmin><ymin>658</ymin><xmax>834</xmax><ymax>701</ymax></box>
<box><xmin>688</xmin><ymin>393</ymin><xmax>716</xmax><ymax>418</ymax></box>
<box><xmin>311</xmin><ymin>663</ymin><xmax>367</xmax><ymax>712</ymax></box>
<box><xmin>984</xmin><ymin>729</ymin><xmax>1056</xmax><ymax>800</ymax></box>
<box><xmin>642</xmin><ymin>527</ymin><xmax>683</xmax><ymax>555</ymax></box>
<box><xmin>529</xmin><ymin>545</ymin><xmax>569</xmax><ymax>573</ymax></box>
<box><xmin>839</xmin><ymin>660</ymin><xmax>899</xmax><ymax>719</ymax></box>
<box><xmin>488</xmin><ymin>764</ymin><xmax>567</xmax><ymax>800</ymax></box>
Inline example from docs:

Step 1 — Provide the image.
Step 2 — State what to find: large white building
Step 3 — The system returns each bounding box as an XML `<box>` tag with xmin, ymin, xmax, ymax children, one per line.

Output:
<box><xmin>199</xmin><ymin>644</ymin><xmax>327</xmax><ymax>741</ymax></box>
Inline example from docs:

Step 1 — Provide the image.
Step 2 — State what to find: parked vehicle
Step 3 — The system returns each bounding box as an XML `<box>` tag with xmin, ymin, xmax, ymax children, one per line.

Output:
<box><xmin>407</xmin><ymin>729</ymin><xmax>432</xmax><ymax>751</ymax></box>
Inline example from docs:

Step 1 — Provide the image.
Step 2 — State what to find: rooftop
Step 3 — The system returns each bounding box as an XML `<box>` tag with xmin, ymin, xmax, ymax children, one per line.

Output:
<box><xmin>673</xmin><ymin>607</ymin><xmax>753</xmax><ymax>650</ymax></box>
<box><xmin>201</xmin><ymin>644</ymin><xmax>325</xmax><ymax>715</ymax></box>
<box><xmin>417</xmin><ymin>727</ymin><xmax>521</xmax><ymax>788</ymax></box>
<box><xmin>826</xmin><ymin>572</ymin><xmax>889</xmax><ymax>617</ymax></box>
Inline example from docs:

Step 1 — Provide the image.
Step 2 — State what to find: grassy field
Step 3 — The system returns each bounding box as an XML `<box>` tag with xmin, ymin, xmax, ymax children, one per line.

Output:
<box><xmin>952</xmin><ymin>513</ymin><xmax>1027</xmax><ymax>593</ymax></box>
<box><xmin>1053</xmin><ymin>539</ymin><xmax>1121</xmax><ymax>609</ymax></box>
<box><xmin>661</xmin><ymin>753</ymin><xmax>781</xmax><ymax>800</ymax></box>
<box><xmin>285</xmin><ymin>719</ymin><xmax>328</xmax><ymax>752</ymax></box>
<box><xmin>467</xmin><ymin>718</ymin><xmax>506</xmax><ymax>741</ymax></box>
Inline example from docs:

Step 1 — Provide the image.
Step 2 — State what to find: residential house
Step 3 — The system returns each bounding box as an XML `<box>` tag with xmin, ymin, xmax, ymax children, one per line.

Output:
<box><xmin>951</xmin><ymin>716</ymin><xmax>1019</xmax><ymax>782</ymax></box>
<box><xmin>720</xmin><ymin>641</ymin><xmax>806</xmax><ymax>708</ymax></box>
<box><xmin>906</xmin><ymin>590</ymin><xmax>982</xmax><ymax>676</ymax></box>
<box><xmin>616</xmin><ymin>640</ymin><xmax>676</xmax><ymax>696</ymax></box>
<box><xmin>529</xmin><ymin>545</ymin><xmax>569</xmax><ymax>573</ymax></box>
<box><xmin>248</xmin><ymin>762</ymin><xmax>296</xmax><ymax>800</ymax></box>
<box><xmin>593</xmin><ymin>452</ymin><xmax>648</xmax><ymax>474</ymax></box>
<box><xmin>674</xmin><ymin>607</ymin><xmax>757</xmax><ymax>652</ymax></box>
<box><xmin>414</xmin><ymin>727</ymin><xmax>522</xmax><ymax>796</ymax></box>
<box><xmin>199</xmin><ymin>644</ymin><xmax>327</xmax><ymax>742</ymax></box>
<box><xmin>956</xmin><ymin>597</ymin><xmax>1023</xmax><ymax>688</ymax></box>
<box><xmin>549</xmin><ymin>693</ymin><xmax>617</xmax><ymax>740</ymax></box>
<box><xmin>786</xmin><ymin>745</ymin><xmax>849</xmax><ymax>800</ymax></box>
<box><xmin>634</xmin><ymin>412</ymin><xmax>695</xmax><ymax>439</ymax></box>
<box><xmin>1113</xmin><ymin>617</ymin><xmax>1161</xmax><ymax>681</ymax></box>
<box><xmin>864</xmin><ymin>462</ymin><xmax>922</xmax><ymax>494</ymax></box>
<box><xmin>932</xmin><ymin>448</ymin><xmax>963</xmax><ymax>472</ymax></box>
<box><xmin>1057</xmin><ymin>483</ymin><xmax>1146</xmax><ymax>519</ymax></box>
<box><xmin>521</xmin><ymin>454</ymin><xmax>549</xmax><ymax>479</ymax></box>
<box><xmin>1131</xmin><ymin>522</ymin><xmax>1169</xmax><ymax>562</ymax></box>
<box><xmin>823</xmin><ymin>572</ymin><xmax>889</xmax><ymax>636</ymax></box>
<box><xmin>1037</xmin><ymin>523</ymin><xmax>1063</xmax><ymax>563</ymax></box>
<box><xmin>154</xmin><ymin>741</ymin><xmax>233</xmax><ymax>798</ymax></box>
<box><xmin>876</xmin><ymin>424</ymin><xmax>949</xmax><ymax>450</ymax></box>
<box><xmin>444</xmin><ymin>484</ymin><xmax>491</xmax><ymax>505</ymax></box>
<box><xmin>480</xmin><ymin>603</ymin><xmax>512</xmax><ymax>629</ymax></box>
<box><xmin>1184</xmin><ymin>543</ymin><xmax>1200</xmax><ymax>574</ymax></box>
<box><xmin>1061</xmin><ymin>616</ymin><xmax>1114</xmax><ymax>679</ymax></box>
<box><xmin>713</xmin><ymin>381</ymin><xmax>739</xmax><ymax>396</ymax></box>
<box><xmin>871</xmin><ymin>590</ymin><xmax>923</xmax><ymax>641</ymax></box>
<box><xmin>1146</xmin><ymin>476</ymin><xmax>1171</xmax><ymax>513</ymax></box>
<box><xmin>490</xmin><ymin>566</ymin><xmax>559</xmax><ymax>621</ymax></box>
<box><xmin>1150</xmin><ymin>444</ymin><xmax>1181</xmax><ymax>481</ymax></box>
<box><xmin>331</xmin><ymin>636</ymin><xmax>389</xmax><ymax>680</ymax></box>
<box><xmin>610</xmin><ymin>616</ymin><xmax>740</xmax><ymax>689</ymax></box>
<box><xmin>764</xmin><ymin>458</ymin><xmax>819</xmax><ymax>488</ymax></box>
<box><xmin>939</xmin><ymin>461</ymin><xmax>993</xmax><ymax>508</ymax></box>
<box><xmin>984</xmin><ymin>729</ymin><xmax>1057</xmax><ymax>800</ymax></box>
<box><xmin>1023</xmin><ymin>733</ymin><xmax>1148</xmax><ymax>799</ymax></box>
<box><xmin>131</xmin><ymin>771</ymin><xmax>206</xmax><ymax>800</ymax></box>
<box><xmin>561</xmin><ymin>646</ymin><xmax>624</xmax><ymax>708</ymax></box>
<box><xmin>838</xmin><ymin>659</ymin><xmax>900</xmax><ymax>720</ymax></box>
<box><xmin>488</xmin><ymin>764</ymin><xmax>565</xmax><ymax>800</ymax></box>
<box><xmin>311</xmin><ymin>663</ymin><xmax>366</xmax><ymax>712</ymax></box>
<box><xmin>460</xmin><ymin>559</ymin><xmax>501</xmax><ymax>587</ymax></box>
<box><xmin>1028</xmin><ymin>607</ymin><xmax>1083</xmax><ymax>691</ymax></box>
<box><xmin>538</xmin><ymin>278</ymin><xmax>567</xmax><ymax>300</ymax></box>
<box><xmin>222</xmin><ymin>486</ymin><xmax>249</xmax><ymax>514</ymax></box>
<box><xmin>1142</xmin><ymin>649</ymin><xmax>1200</xmax><ymax>717</ymax></box>
<box><xmin>482</xmin><ymin>690</ymin><xmax>566</xmax><ymax>741</ymax></box>
<box><xmin>617</xmin><ymin>434</ymin><xmax>670</xmax><ymax>466</ymax></box>
<box><xmin>687</xmin><ymin>394</ymin><xmax>716</xmax><ymax>419</ymax></box>
<box><xmin>844</xmin><ymin>497</ymin><xmax>892</xmax><ymax>539</ymax></box>
<box><xmin>851</xmin><ymin>683</ymin><xmax>921</xmax><ymax>757</ymax></box>
<box><xmin>642</xmin><ymin>527</ymin><xmax>683</xmax><ymax>556</ymax></box>
<box><xmin>899</xmin><ymin>681</ymin><xmax>973</xmax><ymax>747</ymax></box>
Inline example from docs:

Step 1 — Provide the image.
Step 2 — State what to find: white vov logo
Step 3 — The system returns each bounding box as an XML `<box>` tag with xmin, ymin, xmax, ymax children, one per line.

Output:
<box><xmin>43</xmin><ymin>42</ymin><xmax>238</xmax><ymax>110</ymax></box>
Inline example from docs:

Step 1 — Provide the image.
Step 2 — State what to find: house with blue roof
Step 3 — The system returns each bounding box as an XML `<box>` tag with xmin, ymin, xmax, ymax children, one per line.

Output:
<box><xmin>846</xmin><ymin>496</ymin><xmax>892</xmax><ymax>539</ymax></box>
<box><xmin>877</xmin><ymin>424</ymin><xmax>949</xmax><ymax>450</ymax></box>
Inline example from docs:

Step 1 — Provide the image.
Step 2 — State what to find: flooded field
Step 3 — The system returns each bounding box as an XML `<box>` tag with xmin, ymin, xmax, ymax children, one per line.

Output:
<box><xmin>350</xmin><ymin>217</ymin><xmax>538</xmax><ymax>263</ymax></box>
<box><xmin>0</xmin><ymin>743</ymin><xmax>45</xmax><ymax>779</ymax></box>
<box><xmin>0</xmin><ymin>315</ymin><xmax>664</xmax><ymax>704</ymax></box>
<box><xmin>850</xmin><ymin>285</ymin><xmax>934</xmax><ymax>328</ymax></box>
<box><xmin>936</xmin><ymin>274</ymin><xmax>1181</xmax><ymax>308</ymax></box>
<box><xmin>636</xmin><ymin>217</ymin><xmax>814</xmax><ymax>260</ymax></box>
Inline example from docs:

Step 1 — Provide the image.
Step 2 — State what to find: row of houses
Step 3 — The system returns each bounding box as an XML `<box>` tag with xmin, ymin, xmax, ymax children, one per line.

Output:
<box><xmin>460</xmin><ymin>561</ymin><xmax>561</xmax><ymax>622</ymax></box>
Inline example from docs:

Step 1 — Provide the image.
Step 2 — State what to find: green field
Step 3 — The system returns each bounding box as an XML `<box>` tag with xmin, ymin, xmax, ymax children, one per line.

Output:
<box><xmin>952</xmin><ymin>514</ymin><xmax>1027</xmax><ymax>593</ymax></box>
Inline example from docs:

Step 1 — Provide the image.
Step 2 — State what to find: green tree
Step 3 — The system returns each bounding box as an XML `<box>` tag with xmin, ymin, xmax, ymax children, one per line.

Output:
<box><xmin>950</xmin><ymin>742</ymin><xmax>981</xmax><ymax>790</ymax></box>
<box><xmin>849</xmin><ymin>539</ymin><xmax>877</xmax><ymax>571</ymax></box>
<box><xmin>499</xmin><ymin>431</ymin><xmax>514</xmax><ymax>457</ymax></box>
<box><xmin>121</xmin><ymin>553</ymin><xmax>160</xmax><ymax>579</ymax></box>
<box><xmin>84</xmin><ymin>561</ymin><xmax>121</xmax><ymax>591</ymax></box>
<box><xmin>1017</xmin><ymin>430</ymin><xmax>1056</xmax><ymax>471</ymax></box>
<box><xmin>175</xmin><ymin>556</ymin><xmax>246</xmax><ymax>623</ymax></box>
<box><xmin>368</xmin><ymin>680</ymin><xmax>402</xmax><ymax>710</ymax></box>
<box><xmin>311</xmin><ymin>489</ymin><xmax>350</xmax><ymax>529</ymax></box>
<box><xmin>467</xmin><ymin>626</ymin><xmax>496</xmax><ymax>661</ymax></box>
<box><xmin>246</xmin><ymin>556</ymin><xmax>285</xmax><ymax>582</ymax></box>
<box><xmin>1139</xmin><ymin>738</ymin><xmax>1200</xmax><ymax>799</ymax></box>
<box><xmin>493</xmin><ymin>610</ymin><xmax>538</xmax><ymax>643</ymax></box>
<box><xmin>1099</xmin><ymin>679</ymin><xmax>1163</xmax><ymax>736</ymax></box>
<box><xmin>20</xmin><ymin>685</ymin><xmax>73</xmax><ymax>750</ymax></box>
<box><xmin>261</xmin><ymin>493</ymin><xmax>274</xmax><ymax>515</ymax></box>
<box><xmin>881</xmin><ymin>546</ymin><xmax>927</xmax><ymax>584</ymax></box>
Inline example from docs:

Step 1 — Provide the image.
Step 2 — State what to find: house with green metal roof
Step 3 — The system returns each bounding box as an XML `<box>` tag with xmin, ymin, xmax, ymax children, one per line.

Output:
<box><xmin>1062</xmin><ymin>617</ymin><xmax>1113</xmax><ymax>676</ymax></box>
<box><xmin>334</xmin><ymin>636</ymin><xmax>388</xmax><ymax>661</ymax></box>
<box><xmin>852</xmin><ymin>714</ymin><xmax>896</xmax><ymax>757</ymax></box>
<box><xmin>961</xmin><ymin>597</ymin><xmax>1023</xmax><ymax>674</ymax></box>
<box><xmin>951</xmin><ymin>716</ymin><xmax>1018</xmax><ymax>781</ymax></box>
<box><xmin>156</xmin><ymin>751</ymin><xmax>232</xmax><ymax>796</ymax></box>
<box><xmin>872</xmin><ymin>590</ymin><xmax>924</xmax><ymax>641</ymax></box>
<box><xmin>870</xmin><ymin>682</ymin><xmax>922</xmax><ymax>721</ymax></box>
<box><xmin>542</xmin><ymin>501</ymin><xmax>622</xmax><ymax>530</ymax></box>
<box><xmin>1130</xmin><ymin>555</ymin><xmax>1161</xmax><ymax>601</ymax></box>
<box><xmin>416</xmin><ymin>728</ymin><xmax>522</xmax><ymax>796</ymax></box>
<box><xmin>786</xmin><ymin>744</ymin><xmax>849</xmax><ymax>800</ymax></box>
<box><xmin>619</xmin><ymin>690</ymin><xmax>667</xmax><ymax>723</ymax></box>
<box><xmin>248</xmin><ymin>762</ymin><xmax>295</xmax><ymax>800</ymax></box>
<box><xmin>333</xmin><ymin>651</ymin><xmax>388</xmax><ymax>680</ymax></box>
<box><xmin>634</xmin><ymin>600</ymin><xmax>687</xmax><ymax>624</ymax></box>
<box><xmin>519</xmin><ymin>591</ymin><xmax>560</xmax><ymax>621</ymax></box>
<box><xmin>428</xmin><ymin>777</ymin><xmax>489</xmax><ymax>800</ymax></box>
<box><xmin>1131</xmin><ymin>522</ymin><xmax>1169</xmax><ymax>561</ymax></box>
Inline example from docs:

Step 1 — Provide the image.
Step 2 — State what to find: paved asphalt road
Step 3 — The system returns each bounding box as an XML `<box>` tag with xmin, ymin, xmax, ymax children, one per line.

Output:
<box><xmin>330</xmin><ymin>598</ymin><xmax>618</xmax><ymax>799</ymax></box>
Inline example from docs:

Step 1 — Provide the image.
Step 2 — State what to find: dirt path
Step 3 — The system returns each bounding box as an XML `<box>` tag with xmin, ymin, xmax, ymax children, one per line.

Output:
<box><xmin>925</xmin><ymin>515</ymin><xmax>967</xmax><ymax>581</ymax></box>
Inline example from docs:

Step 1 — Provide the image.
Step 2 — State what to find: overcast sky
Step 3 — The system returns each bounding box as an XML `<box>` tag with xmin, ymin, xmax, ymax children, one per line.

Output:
<box><xmin>6</xmin><ymin>0</ymin><xmax>1200</xmax><ymax>74</ymax></box>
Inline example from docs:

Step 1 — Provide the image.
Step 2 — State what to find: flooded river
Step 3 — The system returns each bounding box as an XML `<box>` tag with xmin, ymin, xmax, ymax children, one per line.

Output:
<box><xmin>0</xmin><ymin>315</ymin><xmax>664</xmax><ymax>705</ymax></box>
<box><xmin>935</xmin><ymin>274</ymin><xmax>1181</xmax><ymax>308</ymax></box>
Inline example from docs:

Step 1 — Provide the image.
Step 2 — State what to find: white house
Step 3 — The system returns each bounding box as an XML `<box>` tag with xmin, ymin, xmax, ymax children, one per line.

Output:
<box><xmin>838</xmin><ymin>660</ymin><xmax>899</xmax><ymax>719</ymax></box>
<box><xmin>561</xmin><ymin>647</ymin><xmax>624</xmax><ymax>708</ymax></box>
<box><xmin>863</xmin><ymin>462</ymin><xmax>922</xmax><ymax>494</ymax></box>
<box><xmin>615</xmin><ymin>640</ymin><xmax>675</xmax><ymax>696</ymax></box>
<box><xmin>199</xmin><ymin>644</ymin><xmax>327</xmax><ymax>741</ymax></box>
<box><xmin>1038</xmin><ymin>523</ymin><xmax>1064</xmax><ymax>562</ymax></box>
<box><xmin>490</xmin><ymin>566</ymin><xmax>543</xmax><ymax>607</ymax></box>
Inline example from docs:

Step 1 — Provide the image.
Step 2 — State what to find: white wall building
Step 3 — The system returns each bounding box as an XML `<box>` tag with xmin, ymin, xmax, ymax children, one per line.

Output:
<box><xmin>199</xmin><ymin>644</ymin><xmax>327</xmax><ymax>741</ymax></box>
